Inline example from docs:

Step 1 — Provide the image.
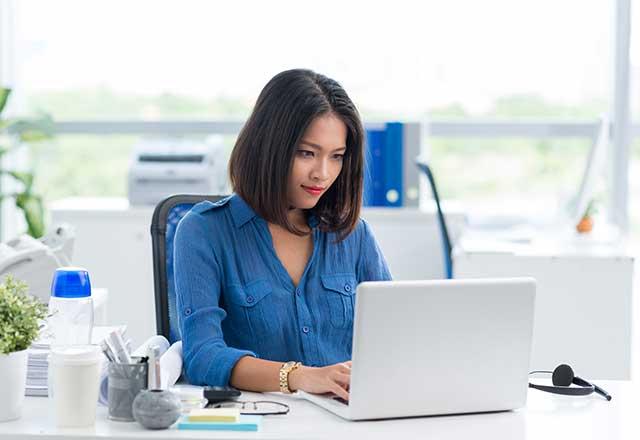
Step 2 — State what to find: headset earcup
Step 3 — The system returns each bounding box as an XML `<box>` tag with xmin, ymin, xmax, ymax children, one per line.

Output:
<box><xmin>552</xmin><ymin>364</ymin><xmax>575</xmax><ymax>386</ymax></box>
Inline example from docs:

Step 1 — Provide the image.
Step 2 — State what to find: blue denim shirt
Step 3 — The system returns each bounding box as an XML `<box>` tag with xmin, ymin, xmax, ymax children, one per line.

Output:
<box><xmin>173</xmin><ymin>194</ymin><xmax>392</xmax><ymax>386</ymax></box>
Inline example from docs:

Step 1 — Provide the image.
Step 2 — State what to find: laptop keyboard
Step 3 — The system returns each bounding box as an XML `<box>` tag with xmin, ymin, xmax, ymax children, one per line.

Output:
<box><xmin>332</xmin><ymin>397</ymin><xmax>349</xmax><ymax>406</ymax></box>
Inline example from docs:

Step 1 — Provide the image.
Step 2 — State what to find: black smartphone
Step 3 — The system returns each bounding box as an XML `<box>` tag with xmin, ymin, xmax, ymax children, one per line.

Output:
<box><xmin>203</xmin><ymin>386</ymin><xmax>242</xmax><ymax>404</ymax></box>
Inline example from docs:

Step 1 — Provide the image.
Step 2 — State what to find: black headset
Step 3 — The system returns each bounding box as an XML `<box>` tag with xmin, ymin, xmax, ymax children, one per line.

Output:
<box><xmin>529</xmin><ymin>364</ymin><xmax>611</xmax><ymax>401</ymax></box>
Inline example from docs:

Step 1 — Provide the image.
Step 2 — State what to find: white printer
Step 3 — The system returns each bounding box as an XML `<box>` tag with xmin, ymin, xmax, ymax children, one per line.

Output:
<box><xmin>0</xmin><ymin>225</ymin><xmax>75</xmax><ymax>303</ymax></box>
<box><xmin>128</xmin><ymin>136</ymin><xmax>228</xmax><ymax>206</ymax></box>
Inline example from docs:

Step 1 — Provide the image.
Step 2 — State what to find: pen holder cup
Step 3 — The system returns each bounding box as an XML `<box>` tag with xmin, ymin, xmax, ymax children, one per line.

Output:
<box><xmin>107</xmin><ymin>359</ymin><xmax>148</xmax><ymax>422</ymax></box>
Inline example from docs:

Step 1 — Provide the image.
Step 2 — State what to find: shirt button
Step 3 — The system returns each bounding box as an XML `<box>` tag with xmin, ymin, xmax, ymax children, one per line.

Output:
<box><xmin>295</xmin><ymin>288</ymin><xmax>301</xmax><ymax>296</ymax></box>
<box><xmin>302</xmin><ymin>326</ymin><xmax>310</xmax><ymax>334</ymax></box>
<box><xmin>184</xmin><ymin>308</ymin><xmax>192</xmax><ymax>316</ymax></box>
<box><xmin>246</xmin><ymin>295</ymin><xmax>254</xmax><ymax>304</ymax></box>
<box><xmin>344</xmin><ymin>284</ymin><xmax>351</xmax><ymax>292</ymax></box>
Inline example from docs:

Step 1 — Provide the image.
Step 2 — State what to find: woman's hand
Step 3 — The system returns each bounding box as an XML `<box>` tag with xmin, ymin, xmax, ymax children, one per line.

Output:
<box><xmin>288</xmin><ymin>361</ymin><xmax>352</xmax><ymax>400</ymax></box>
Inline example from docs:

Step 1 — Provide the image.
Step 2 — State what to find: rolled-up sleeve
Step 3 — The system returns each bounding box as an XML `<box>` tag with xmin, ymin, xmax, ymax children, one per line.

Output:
<box><xmin>174</xmin><ymin>212</ymin><xmax>255</xmax><ymax>386</ymax></box>
<box><xmin>357</xmin><ymin>219</ymin><xmax>393</xmax><ymax>282</ymax></box>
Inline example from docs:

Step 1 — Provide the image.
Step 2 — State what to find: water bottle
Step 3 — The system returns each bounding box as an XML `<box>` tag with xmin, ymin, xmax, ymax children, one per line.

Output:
<box><xmin>48</xmin><ymin>267</ymin><xmax>94</xmax><ymax>347</ymax></box>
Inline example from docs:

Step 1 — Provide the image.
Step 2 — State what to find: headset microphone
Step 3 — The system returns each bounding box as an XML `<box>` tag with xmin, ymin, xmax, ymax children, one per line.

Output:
<box><xmin>529</xmin><ymin>364</ymin><xmax>611</xmax><ymax>401</ymax></box>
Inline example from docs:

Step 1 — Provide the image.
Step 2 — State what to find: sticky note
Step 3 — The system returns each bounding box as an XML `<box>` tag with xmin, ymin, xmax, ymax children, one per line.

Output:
<box><xmin>187</xmin><ymin>408</ymin><xmax>240</xmax><ymax>422</ymax></box>
<box><xmin>177</xmin><ymin>414</ymin><xmax>262</xmax><ymax>431</ymax></box>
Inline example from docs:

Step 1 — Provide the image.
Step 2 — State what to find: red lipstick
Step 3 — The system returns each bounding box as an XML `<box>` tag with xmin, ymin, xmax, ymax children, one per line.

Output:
<box><xmin>302</xmin><ymin>185</ymin><xmax>324</xmax><ymax>196</ymax></box>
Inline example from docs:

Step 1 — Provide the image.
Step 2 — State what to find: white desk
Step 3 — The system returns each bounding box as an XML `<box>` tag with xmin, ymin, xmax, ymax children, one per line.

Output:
<box><xmin>0</xmin><ymin>381</ymin><xmax>637</xmax><ymax>439</ymax></box>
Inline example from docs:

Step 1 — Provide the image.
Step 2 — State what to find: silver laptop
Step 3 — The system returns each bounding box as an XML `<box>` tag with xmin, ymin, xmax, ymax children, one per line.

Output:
<box><xmin>299</xmin><ymin>278</ymin><xmax>536</xmax><ymax>420</ymax></box>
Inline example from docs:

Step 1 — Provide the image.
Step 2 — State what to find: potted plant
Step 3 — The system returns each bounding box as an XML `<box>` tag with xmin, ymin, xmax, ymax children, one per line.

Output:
<box><xmin>576</xmin><ymin>199</ymin><xmax>598</xmax><ymax>234</ymax></box>
<box><xmin>0</xmin><ymin>275</ymin><xmax>46</xmax><ymax>422</ymax></box>
<box><xmin>0</xmin><ymin>88</ymin><xmax>54</xmax><ymax>238</ymax></box>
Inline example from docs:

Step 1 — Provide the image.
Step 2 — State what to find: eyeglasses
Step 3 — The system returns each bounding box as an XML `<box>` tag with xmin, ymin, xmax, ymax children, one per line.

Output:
<box><xmin>210</xmin><ymin>400</ymin><xmax>290</xmax><ymax>416</ymax></box>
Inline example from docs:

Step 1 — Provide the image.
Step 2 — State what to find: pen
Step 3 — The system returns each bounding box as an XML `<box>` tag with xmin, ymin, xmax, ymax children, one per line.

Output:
<box><xmin>100</xmin><ymin>340</ymin><xmax>116</xmax><ymax>362</ymax></box>
<box><xmin>106</xmin><ymin>329</ymin><xmax>132</xmax><ymax>364</ymax></box>
<box><xmin>147</xmin><ymin>345</ymin><xmax>161</xmax><ymax>390</ymax></box>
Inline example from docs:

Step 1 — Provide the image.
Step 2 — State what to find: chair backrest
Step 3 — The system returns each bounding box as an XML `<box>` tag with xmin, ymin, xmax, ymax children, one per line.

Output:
<box><xmin>150</xmin><ymin>194</ymin><xmax>225</xmax><ymax>343</ymax></box>
<box><xmin>415</xmin><ymin>161</ymin><xmax>453</xmax><ymax>279</ymax></box>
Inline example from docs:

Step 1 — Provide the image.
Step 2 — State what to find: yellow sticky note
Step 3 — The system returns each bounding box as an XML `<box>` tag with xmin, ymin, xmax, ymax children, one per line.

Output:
<box><xmin>188</xmin><ymin>408</ymin><xmax>240</xmax><ymax>423</ymax></box>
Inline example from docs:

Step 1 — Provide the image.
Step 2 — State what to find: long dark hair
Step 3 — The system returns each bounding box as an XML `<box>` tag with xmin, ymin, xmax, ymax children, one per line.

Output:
<box><xmin>228</xmin><ymin>69</ymin><xmax>364</xmax><ymax>240</ymax></box>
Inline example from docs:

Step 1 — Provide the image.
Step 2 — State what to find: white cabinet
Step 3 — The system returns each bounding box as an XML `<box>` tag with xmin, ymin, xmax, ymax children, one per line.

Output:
<box><xmin>51</xmin><ymin>198</ymin><xmax>155</xmax><ymax>346</ymax></box>
<box><xmin>454</xmin><ymin>236</ymin><xmax>634</xmax><ymax>379</ymax></box>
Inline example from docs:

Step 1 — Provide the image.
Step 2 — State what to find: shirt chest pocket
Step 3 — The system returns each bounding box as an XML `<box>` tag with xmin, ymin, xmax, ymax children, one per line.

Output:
<box><xmin>321</xmin><ymin>273</ymin><xmax>356</xmax><ymax>329</ymax></box>
<box><xmin>225</xmin><ymin>279</ymin><xmax>276</xmax><ymax>339</ymax></box>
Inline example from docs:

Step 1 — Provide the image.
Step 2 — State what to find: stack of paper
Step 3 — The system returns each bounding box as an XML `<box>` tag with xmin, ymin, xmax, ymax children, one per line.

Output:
<box><xmin>177</xmin><ymin>408</ymin><xmax>261</xmax><ymax>431</ymax></box>
<box><xmin>26</xmin><ymin>325</ymin><xmax>127</xmax><ymax>397</ymax></box>
<box><xmin>25</xmin><ymin>342</ymin><xmax>50</xmax><ymax>396</ymax></box>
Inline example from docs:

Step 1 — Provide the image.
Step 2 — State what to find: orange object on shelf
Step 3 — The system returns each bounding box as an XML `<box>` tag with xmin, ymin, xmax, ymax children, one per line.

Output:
<box><xmin>576</xmin><ymin>216</ymin><xmax>594</xmax><ymax>233</ymax></box>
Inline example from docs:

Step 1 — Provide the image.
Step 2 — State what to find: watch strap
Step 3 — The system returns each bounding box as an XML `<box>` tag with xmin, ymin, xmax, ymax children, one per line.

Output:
<box><xmin>279</xmin><ymin>361</ymin><xmax>301</xmax><ymax>393</ymax></box>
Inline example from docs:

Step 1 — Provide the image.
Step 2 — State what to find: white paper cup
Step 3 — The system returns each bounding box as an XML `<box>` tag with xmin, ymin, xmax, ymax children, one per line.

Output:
<box><xmin>50</xmin><ymin>345</ymin><xmax>102</xmax><ymax>427</ymax></box>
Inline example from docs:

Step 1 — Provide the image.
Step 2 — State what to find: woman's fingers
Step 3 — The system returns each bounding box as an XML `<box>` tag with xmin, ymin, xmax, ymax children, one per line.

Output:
<box><xmin>330</xmin><ymin>381</ymin><xmax>350</xmax><ymax>401</ymax></box>
<box><xmin>299</xmin><ymin>364</ymin><xmax>352</xmax><ymax>398</ymax></box>
<box><xmin>332</xmin><ymin>371</ymin><xmax>351</xmax><ymax>387</ymax></box>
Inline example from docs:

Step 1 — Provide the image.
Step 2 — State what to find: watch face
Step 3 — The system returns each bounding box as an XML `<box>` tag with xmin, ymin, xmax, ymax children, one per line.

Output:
<box><xmin>283</xmin><ymin>361</ymin><xmax>295</xmax><ymax>370</ymax></box>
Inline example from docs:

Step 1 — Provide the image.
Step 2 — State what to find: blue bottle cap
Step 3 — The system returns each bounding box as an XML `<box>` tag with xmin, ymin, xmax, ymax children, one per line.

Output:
<box><xmin>51</xmin><ymin>267</ymin><xmax>92</xmax><ymax>298</ymax></box>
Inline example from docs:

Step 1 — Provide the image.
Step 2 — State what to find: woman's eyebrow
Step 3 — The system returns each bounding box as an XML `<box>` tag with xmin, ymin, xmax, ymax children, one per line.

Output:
<box><xmin>300</xmin><ymin>140</ymin><xmax>346</xmax><ymax>152</ymax></box>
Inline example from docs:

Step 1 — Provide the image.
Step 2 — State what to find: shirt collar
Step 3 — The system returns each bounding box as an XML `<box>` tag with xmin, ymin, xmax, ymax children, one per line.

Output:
<box><xmin>229</xmin><ymin>193</ymin><xmax>320</xmax><ymax>230</ymax></box>
<box><xmin>229</xmin><ymin>194</ymin><xmax>258</xmax><ymax>228</ymax></box>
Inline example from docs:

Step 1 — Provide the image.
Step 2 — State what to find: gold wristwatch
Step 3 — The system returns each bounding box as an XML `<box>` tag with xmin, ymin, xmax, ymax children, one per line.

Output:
<box><xmin>279</xmin><ymin>361</ymin><xmax>302</xmax><ymax>394</ymax></box>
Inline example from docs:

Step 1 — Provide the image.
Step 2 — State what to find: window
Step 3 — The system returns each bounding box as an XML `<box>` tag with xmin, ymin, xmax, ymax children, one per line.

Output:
<box><xmin>429</xmin><ymin>136</ymin><xmax>593</xmax><ymax>225</ymax></box>
<box><xmin>10</xmin><ymin>0</ymin><xmax>615</xmax><ymax>226</ymax></box>
<box><xmin>16</xmin><ymin>1</ymin><xmax>611</xmax><ymax>120</ymax></box>
<box><xmin>629</xmin><ymin>1</ymin><xmax>640</xmax><ymax>235</ymax></box>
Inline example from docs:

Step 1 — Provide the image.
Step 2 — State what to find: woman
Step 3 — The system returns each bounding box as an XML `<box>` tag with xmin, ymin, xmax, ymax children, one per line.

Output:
<box><xmin>174</xmin><ymin>69</ymin><xmax>391</xmax><ymax>401</ymax></box>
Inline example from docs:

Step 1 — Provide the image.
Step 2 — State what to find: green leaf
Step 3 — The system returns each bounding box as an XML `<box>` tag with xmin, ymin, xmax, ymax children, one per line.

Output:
<box><xmin>7</xmin><ymin>113</ymin><xmax>55</xmax><ymax>142</ymax></box>
<box><xmin>7</xmin><ymin>171</ymin><xmax>34</xmax><ymax>190</ymax></box>
<box><xmin>15</xmin><ymin>194</ymin><xmax>45</xmax><ymax>238</ymax></box>
<box><xmin>583</xmin><ymin>200</ymin><xmax>599</xmax><ymax>218</ymax></box>
<box><xmin>0</xmin><ymin>119</ymin><xmax>11</xmax><ymax>131</ymax></box>
<box><xmin>0</xmin><ymin>88</ymin><xmax>10</xmax><ymax>117</ymax></box>
<box><xmin>0</xmin><ymin>274</ymin><xmax>47</xmax><ymax>354</ymax></box>
<box><xmin>0</xmin><ymin>91</ymin><xmax>50</xmax><ymax>241</ymax></box>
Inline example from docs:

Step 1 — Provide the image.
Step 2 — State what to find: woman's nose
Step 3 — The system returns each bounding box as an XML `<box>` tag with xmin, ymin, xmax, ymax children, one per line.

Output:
<box><xmin>311</xmin><ymin>159</ymin><xmax>330</xmax><ymax>181</ymax></box>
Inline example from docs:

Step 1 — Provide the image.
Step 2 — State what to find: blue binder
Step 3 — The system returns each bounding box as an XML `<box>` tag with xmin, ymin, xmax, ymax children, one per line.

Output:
<box><xmin>363</xmin><ymin>122</ymin><xmax>404</xmax><ymax>207</ymax></box>
<box><xmin>364</xmin><ymin>128</ymin><xmax>385</xmax><ymax>206</ymax></box>
<box><xmin>383</xmin><ymin>122</ymin><xmax>403</xmax><ymax>207</ymax></box>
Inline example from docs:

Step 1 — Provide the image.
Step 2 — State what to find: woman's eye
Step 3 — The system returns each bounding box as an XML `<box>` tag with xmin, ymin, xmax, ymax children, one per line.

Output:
<box><xmin>333</xmin><ymin>154</ymin><xmax>345</xmax><ymax>160</ymax></box>
<box><xmin>297</xmin><ymin>150</ymin><xmax>314</xmax><ymax>158</ymax></box>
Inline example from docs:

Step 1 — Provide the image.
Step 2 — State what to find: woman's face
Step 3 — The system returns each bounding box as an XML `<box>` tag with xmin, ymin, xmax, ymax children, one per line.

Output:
<box><xmin>287</xmin><ymin>113</ymin><xmax>347</xmax><ymax>211</ymax></box>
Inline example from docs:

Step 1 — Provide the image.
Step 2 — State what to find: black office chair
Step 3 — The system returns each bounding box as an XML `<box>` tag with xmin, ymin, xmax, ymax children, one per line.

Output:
<box><xmin>150</xmin><ymin>194</ymin><xmax>225</xmax><ymax>343</ymax></box>
<box><xmin>415</xmin><ymin>161</ymin><xmax>453</xmax><ymax>279</ymax></box>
